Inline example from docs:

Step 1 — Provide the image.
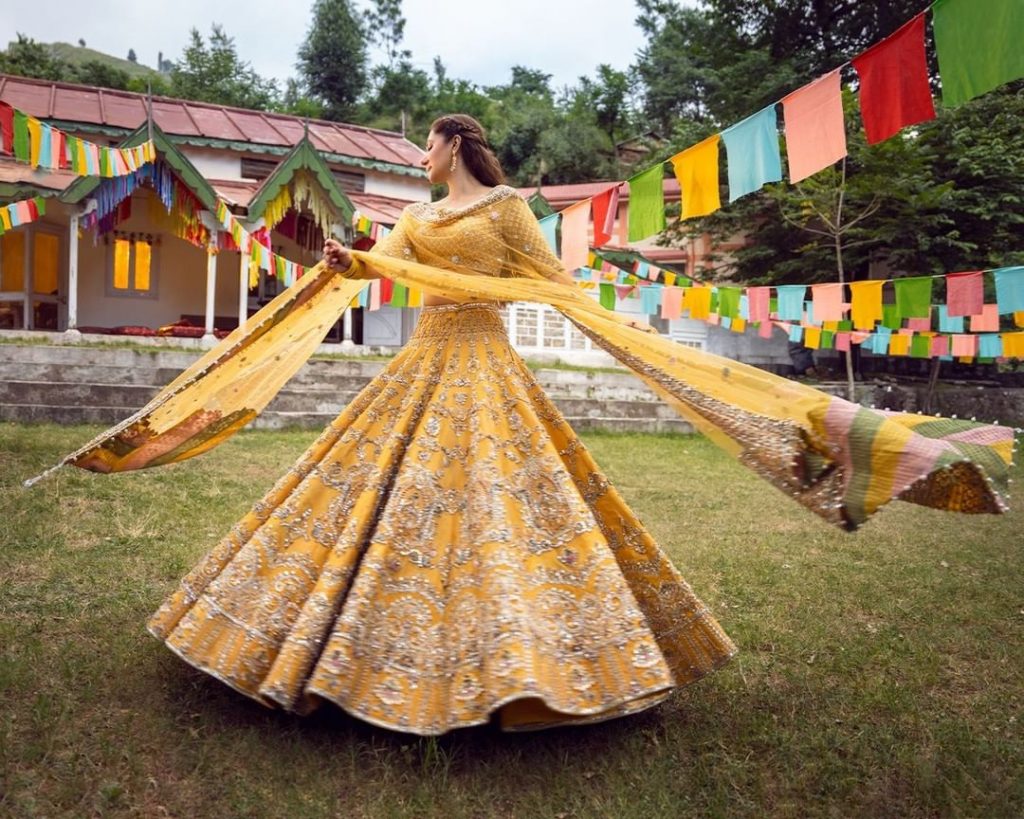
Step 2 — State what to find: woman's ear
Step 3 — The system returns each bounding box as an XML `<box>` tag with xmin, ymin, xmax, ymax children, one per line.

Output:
<box><xmin>452</xmin><ymin>135</ymin><xmax>462</xmax><ymax>153</ymax></box>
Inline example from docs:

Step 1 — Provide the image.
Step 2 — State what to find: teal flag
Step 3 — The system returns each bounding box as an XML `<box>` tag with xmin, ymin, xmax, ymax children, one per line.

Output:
<box><xmin>721</xmin><ymin>106</ymin><xmax>783</xmax><ymax>202</ymax></box>
<box><xmin>932</xmin><ymin>0</ymin><xmax>1024</xmax><ymax>106</ymax></box>
<box><xmin>538</xmin><ymin>213</ymin><xmax>560</xmax><ymax>253</ymax></box>
<box><xmin>627</xmin><ymin>164</ymin><xmax>665</xmax><ymax>242</ymax></box>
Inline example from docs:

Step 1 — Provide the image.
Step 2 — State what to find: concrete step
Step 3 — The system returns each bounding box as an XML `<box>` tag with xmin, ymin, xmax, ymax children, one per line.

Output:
<box><xmin>0</xmin><ymin>380</ymin><xmax>159</xmax><ymax>407</ymax></box>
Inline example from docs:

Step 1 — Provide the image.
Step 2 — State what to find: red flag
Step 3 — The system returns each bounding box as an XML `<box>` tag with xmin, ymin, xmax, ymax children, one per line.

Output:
<box><xmin>591</xmin><ymin>184</ymin><xmax>620</xmax><ymax>247</ymax></box>
<box><xmin>852</xmin><ymin>13</ymin><xmax>936</xmax><ymax>145</ymax></box>
<box><xmin>946</xmin><ymin>270</ymin><xmax>984</xmax><ymax>317</ymax></box>
<box><xmin>380</xmin><ymin>278</ymin><xmax>394</xmax><ymax>304</ymax></box>
<box><xmin>0</xmin><ymin>101</ymin><xmax>13</xmax><ymax>155</ymax></box>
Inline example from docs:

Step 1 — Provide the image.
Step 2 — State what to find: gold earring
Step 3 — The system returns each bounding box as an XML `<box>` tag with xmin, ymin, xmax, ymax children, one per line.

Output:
<box><xmin>450</xmin><ymin>151</ymin><xmax>458</xmax><ymax>172</ymax></box>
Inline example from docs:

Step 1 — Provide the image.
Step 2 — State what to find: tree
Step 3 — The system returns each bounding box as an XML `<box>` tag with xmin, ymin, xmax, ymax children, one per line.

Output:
<box><xmin>0</xmin><ymin>34</ymin><xmax>67</xmax><ymax>82</ymax></box>
<box><xmin>72</xmin><ymin>60</ymin><xmax>133</xmax><ymax>90</ymax></box>
<box><xmin>170</xmin><ymin>25</ymin><xmax>279</xmax><ymax>110</ymax></box>
<box><xmin>127</xmin><ymin>48</ymin><xmax>137</xmax><ymax>63</ymax></box>
<box><xmin>297</xmin><ymin>0</ymin><xmax>369</xmax><ymax>121</ymax></box>
<box><xmin>366</xmin><ymin>0</ymin><xmax>409</xmax><ymax>71</ymax></box>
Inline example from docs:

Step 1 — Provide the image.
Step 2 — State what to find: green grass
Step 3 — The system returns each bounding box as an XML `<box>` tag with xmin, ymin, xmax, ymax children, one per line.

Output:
<box><xmin>1</xmin><ymin>423</ymin><xmax>1022</xmax><ymax>818</ymax></box>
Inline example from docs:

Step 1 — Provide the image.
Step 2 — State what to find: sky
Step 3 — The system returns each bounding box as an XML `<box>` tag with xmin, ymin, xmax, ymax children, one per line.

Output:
<box><xmin>1</xmin><ymin>0</ymin><xmax>659</xmax><ymax>94</ymax></box>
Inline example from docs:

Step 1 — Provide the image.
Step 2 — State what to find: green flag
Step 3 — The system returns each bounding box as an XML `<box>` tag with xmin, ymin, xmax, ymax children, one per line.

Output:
<box><xmin>933</xmin><ymin>0</ymin><xmax>1024</xmax><ymax>106</ymax></box>
<box><xmin>389</xmin><ymin>283</ymin><xmax>408</xmax><ymax>307</ymax></box>
<box><xmin>717</xmin><ymin>286</ymin><xmax>742</xmax><ymax>318</ymax></box>
<box><xmin>599</xmin><ymin>282</ymin><xmax>616</xmax><ymax>311</ymax></box>
<box><xmin>627</xmin><ymin>164</ymin><xmax>665</xmax><ymax>242</ymax></box>
<box><xmin>882</xmin><ymin>303</ymin><xmax>903</xmax><ymax>330</ymax></box>
<box><xmin>894</xmin><ymin>276</ymin><xmax>933</xmax><ymax>319</ymax></box>
<box><xmin>910</xmin><ymin>335</ymin><xmax>931</xmax><ymax>359</ymax></box>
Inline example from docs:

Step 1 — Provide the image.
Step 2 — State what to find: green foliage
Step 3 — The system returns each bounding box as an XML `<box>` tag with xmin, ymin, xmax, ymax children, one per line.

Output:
<box><xmin>0</xmin><ymin>34</ymin><xmax>69</xmax><ymax>81</ymax></box>
<box><xmin>297</xmin><ymin>0</ymin><xmax>369</xmax><ymax>121</ymax></box>
<box><xmin>641</xmin><ymin>1</ymin><xmax>1024</xmax><ymax>286</ymax></box>
<box><xmin>170</xmin><ymin>25</ymin><xmax>279</xmax><ymax>111</ymax></box>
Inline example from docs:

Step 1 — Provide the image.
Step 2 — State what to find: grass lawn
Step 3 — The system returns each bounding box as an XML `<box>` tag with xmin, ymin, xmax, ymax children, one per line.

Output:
<box><xmin>1</xmin><ymin>423</ymin><xmax>1022</xmax><ymax>818</ymax></box>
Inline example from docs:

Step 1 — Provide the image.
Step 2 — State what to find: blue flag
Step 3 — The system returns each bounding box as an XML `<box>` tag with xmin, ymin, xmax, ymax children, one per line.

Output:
<box><xmin>721</xmin><ymin>106</ymin><xmax>783</xmax><ymax>202</ymax></box>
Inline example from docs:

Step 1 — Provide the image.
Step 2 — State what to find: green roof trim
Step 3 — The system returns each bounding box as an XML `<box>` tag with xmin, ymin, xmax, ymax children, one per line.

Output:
<box><xmin>597</xmin><ymin>247</ymin><xmax>689</xmax><ymax>277</ymax></box>
<box><xmin>0</xmin><ymin>182</ymin><xmax>66</xmax><ymax>202</ymax></box>
<box><xmin>247</xmin><ymin>138</ymin><xmax>354</xmax><ymax>224</ymax></box>
<box><xmin>59</xmin><ymin>123</ymin><xmax>220</xmax><ymax>211</ymax></box>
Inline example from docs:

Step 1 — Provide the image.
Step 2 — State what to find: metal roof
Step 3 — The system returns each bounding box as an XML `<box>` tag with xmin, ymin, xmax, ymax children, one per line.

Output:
<box><xmin>0</xmin><ymin>73</ymin><xmax>426</xmax><ymax>170</ymax></box>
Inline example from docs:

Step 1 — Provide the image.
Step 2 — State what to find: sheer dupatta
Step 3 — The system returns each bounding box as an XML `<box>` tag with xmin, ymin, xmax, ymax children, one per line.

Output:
<box><xmin>27</xmin><ymin>190</ymin><xmax>1014</xmax><ymax>531</ymax></box>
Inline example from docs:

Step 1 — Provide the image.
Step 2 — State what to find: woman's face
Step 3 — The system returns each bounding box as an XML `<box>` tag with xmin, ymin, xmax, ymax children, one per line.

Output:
<box><xmin>421</xmin><ymin>130</ymin><xmax>457</xmax><ymax>185</ymax></box>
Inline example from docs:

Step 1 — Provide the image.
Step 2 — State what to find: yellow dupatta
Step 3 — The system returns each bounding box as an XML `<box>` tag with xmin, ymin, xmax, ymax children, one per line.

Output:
<box><xmin>27</xmin><ymin>187</ymin><xmax>1015</xmax><ymax>530</ymax></box>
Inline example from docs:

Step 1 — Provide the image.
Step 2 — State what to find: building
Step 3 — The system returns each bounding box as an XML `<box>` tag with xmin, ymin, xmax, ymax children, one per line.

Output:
<box><xmin>0</xmin><ymin>73</ymin><xmax>428</xmax><ymax>346</ymax></box>
<box><xmin>0</xmin><ymin>74</ymin><xmax>789</xmax><ymax>370</ymax></box>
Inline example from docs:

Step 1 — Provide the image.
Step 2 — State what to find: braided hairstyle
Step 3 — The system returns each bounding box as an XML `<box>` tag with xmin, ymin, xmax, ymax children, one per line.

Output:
<box><xmin>429</xmin><ymin>114</ymin><xmax>506</xmax><ymax>187</ymax></box>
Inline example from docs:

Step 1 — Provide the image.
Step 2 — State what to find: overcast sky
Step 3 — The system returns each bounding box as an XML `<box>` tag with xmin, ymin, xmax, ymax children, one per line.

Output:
<box><xmin>2</xmin><ymin>0</ymin><xmax>661</xmax><ymax>100</ymax></box>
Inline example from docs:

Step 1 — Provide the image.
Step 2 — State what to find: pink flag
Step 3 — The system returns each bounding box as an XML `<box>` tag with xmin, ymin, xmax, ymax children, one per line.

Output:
<box><xmin>946</xmin><ymin>270</ymin><xmax>984</xmax><ymax>317</ymax></box>
<box><xmin>930</xmin><ymin>335</ymin><xmax>950</xmax><ymax>357</ymax></box>
<box><xmin>906</xmin><ymin>313</ymin><xmax>931</xmax><ymax>332</ymax></box>
<box><xmin>951</xmin><ymin>334</ymin><xmax>978</xmax><ymax>357</ymax></box>
<box><xmin>661</xmin><ymin>286</ymin><xmax>684</xmax><ymax>320</ymax></box>
<box><xmin>369</xmin><ymin>279</ymin><xmax>381</xmax><ymax>310</ymax></box>
<box><xmin>614</xmin><ymin>285</ymin><xmax>635</xmax><ymax>300</ymax></box>
<box><xmin>970</xmin><ymin>303</ymin><xmax>999</xmax><ymax>332</ymax></box>
<box><xmin>559</xmin><ymin>200</ymin><xmax>591</xmax><ymax>272</ymax></box>
<box><xmin>811</xmin><ymin>283</ymin><xmax>844</xmax><ymax>322</ymax></box>
<box><xmin>747</xmin><ymin>286</ymin><xmax>771</xmax><ymax>322</ymax></box>
<box><xmin>781</xmin><ymin>69</ymin><xmax>847</xmax><ymax>183</ymax></box>
<box><xmin>758</xmin><ymin>319</ymin><xmax>774</xmax><ymax>339</ymax></box>
<box><xmin>591</xmin><ymin>185</ymin><xmax>620</xmax><ymax>247</ymax></box>
<box><xmin>835</xmin><ymin>332</ymin><xmax>851</xmax><ymax>352</ymax></box>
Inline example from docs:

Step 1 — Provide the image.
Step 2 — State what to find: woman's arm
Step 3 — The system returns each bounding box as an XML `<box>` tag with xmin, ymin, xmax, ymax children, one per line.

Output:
<box><xmin>323</xmin><ymin>211</ymin><xmax>419</xmax><ymax>280</ymax></box>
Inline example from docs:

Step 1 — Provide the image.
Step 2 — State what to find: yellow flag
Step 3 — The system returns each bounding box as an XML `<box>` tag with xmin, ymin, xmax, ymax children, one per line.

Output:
<box><xmin>670</xmin><ymin>135</ymin><xmax>722</xmax><ymax>219</ymax></box>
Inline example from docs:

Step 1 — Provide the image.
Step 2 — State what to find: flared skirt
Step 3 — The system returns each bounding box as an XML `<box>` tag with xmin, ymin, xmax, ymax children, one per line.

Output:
<box><xmin>147</xmin><ymin>301</ymin><xmax>736</xmax><ymax>734</ymax></box>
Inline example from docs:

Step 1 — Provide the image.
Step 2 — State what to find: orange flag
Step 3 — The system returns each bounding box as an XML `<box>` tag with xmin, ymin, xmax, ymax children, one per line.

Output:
<box><xmin>670</xmin><ymin>135</ymin><xmax>722</xmax><ymax>219</ymax></box>
<box><xmin>781</xmin><ymin>69</ymin><xmax>847</xmax><ymax>183</ymax></box>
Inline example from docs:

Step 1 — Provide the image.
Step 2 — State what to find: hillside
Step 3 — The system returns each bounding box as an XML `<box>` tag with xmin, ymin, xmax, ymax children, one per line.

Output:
<box><xmin>46</xmin><ymin>42</ymin><xmax>163</xmax><ymax>79</ymax></box>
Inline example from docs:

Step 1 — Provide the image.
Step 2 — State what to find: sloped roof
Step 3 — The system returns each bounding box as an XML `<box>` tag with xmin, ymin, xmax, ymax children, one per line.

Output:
<box><xmin>207</xmin><ymin>179</ymin><xmax>409</xmax><ymax>227</ymax></box>
<box><xmin>0</xmin><ymin>157</ymin><xmax>78</xmax><ymax>199</ymax></box>
<box><xmin>0</xmin><ymin>73</ymin><xmax>426</xmax><ymax>173</ymax></box>
<box><xmin>517</xmin><ymin>178</ymin><xmax>681</xmax><ymax>210</ymax></box>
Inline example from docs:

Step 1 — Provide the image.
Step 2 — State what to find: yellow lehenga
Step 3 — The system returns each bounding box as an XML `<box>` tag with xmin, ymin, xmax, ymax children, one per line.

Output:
<box><xmin>31</xmin><ymin>185</ymin><xmax>1014</xmax><ymax>734</ymax></box>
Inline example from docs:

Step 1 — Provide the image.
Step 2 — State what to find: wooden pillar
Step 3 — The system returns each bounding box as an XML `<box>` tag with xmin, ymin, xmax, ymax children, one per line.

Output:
<box><xmin>66</xmin><ymin>213</ymin><xmax>80</xmax><ymax>332</ymax></box>
<box><xmin>204</xmin><ymin>244</ymin><xmax>218</xmax><ymax>341</ymax></box>
<box><xmin>238</xmin><ymin>251</ymin><xmax>248</xmax><ymax>330</ymax></box>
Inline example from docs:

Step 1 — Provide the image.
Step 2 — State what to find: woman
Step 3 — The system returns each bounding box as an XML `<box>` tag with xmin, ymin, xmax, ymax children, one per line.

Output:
<box><xmin>142</xmin><ymin>114</ymin><xmax>737</xmax><ymax>734</ymax></box>
<box><xmin>38</xmin><ymin>115</ymin><xmax>1011</xmax><ymax>736</ymax></box>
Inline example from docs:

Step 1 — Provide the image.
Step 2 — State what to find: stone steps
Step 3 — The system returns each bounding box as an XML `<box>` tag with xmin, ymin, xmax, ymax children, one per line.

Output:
<box><xmin>0</xmin><ymin>344</ymin><xmax>694</xmax><ymax>434</ymax></box>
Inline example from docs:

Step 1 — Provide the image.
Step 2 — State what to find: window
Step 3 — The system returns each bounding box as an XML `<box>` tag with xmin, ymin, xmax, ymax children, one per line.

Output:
<box><xmin>107</xmin><ymin>235</ymin><xmax>158</xmax><ymax>298</ymax></box>
<box><xmin>0</xmin><ymin>226</ymin><xmax>62</xmax><ymax>329</ymax></box>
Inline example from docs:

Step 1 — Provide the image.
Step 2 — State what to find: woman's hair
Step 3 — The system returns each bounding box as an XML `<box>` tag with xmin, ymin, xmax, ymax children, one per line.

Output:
<box><xmin>429</xmin><ymin>114</ymin><xmax>506</xmax><ymax>187</ymax></box>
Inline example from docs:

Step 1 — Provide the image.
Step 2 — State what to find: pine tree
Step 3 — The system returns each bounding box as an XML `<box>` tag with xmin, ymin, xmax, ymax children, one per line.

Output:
<box><xmin>297</xmin><ymin>0</ymin><xmax>369</xmax><ymax>121</ymax></box>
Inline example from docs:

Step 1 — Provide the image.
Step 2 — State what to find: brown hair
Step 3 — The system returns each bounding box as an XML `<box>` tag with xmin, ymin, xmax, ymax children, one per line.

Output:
<box><xmin>429</xmin><ymin>114</ymin><xmax>506</xmax><ymax>187</ymax></box>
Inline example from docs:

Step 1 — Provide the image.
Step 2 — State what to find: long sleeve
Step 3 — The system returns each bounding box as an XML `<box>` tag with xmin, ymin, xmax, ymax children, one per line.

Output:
<box><xmin>499</xmin><ymin>196</ymin><xmax>575</xmax><ymax>286</ymax></box>
<box><xmin>370</xmin><ymin>211</ymin><xmax>418</xmax><ymax>262</ymax></box>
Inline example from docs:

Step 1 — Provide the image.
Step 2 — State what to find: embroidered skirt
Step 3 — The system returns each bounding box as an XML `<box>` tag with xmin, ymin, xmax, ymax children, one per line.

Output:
<box><xmin>147</xmin><ymin>301</ymin><xmax>736</xmax><ymax>734</ymax></box>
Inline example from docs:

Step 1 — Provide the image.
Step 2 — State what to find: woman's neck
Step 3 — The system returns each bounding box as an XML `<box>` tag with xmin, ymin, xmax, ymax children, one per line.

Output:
<box><xmin>442</xmin><ymin>173</ymin><xmax>494</xmax><ymax>206</ymax></box>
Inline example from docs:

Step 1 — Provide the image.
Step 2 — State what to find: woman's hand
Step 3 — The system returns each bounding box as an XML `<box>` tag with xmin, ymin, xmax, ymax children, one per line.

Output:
<box><xmin>323</xmin><ymin>238</ymin><xmax>353</xmax><ymax>271</ymax></box>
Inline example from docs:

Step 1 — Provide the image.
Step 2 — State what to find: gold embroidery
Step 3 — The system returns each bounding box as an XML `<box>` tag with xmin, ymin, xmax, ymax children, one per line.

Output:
<box><xmin>148</xmin><ymin>303</ymin><xmax>736</xmax><ymax>734</ymax></box>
